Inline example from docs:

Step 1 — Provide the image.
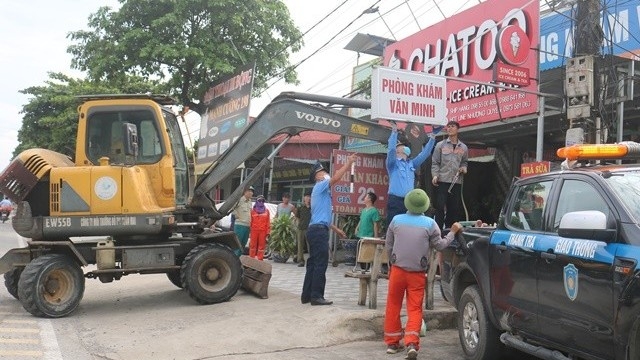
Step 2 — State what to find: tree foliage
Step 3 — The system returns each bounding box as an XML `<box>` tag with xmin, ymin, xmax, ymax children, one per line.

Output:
<box><xmin>16</xmin><ymin>72</ymin><xmax>162</xmax><ymax>158</ymax></box>
<box><xmin>67</xmin><ymin>0</ymin><xmax>303</xmax><ymax>114</ymax></box>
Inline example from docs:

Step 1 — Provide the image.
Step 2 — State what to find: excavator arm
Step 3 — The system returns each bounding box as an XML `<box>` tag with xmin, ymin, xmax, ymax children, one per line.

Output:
<box><xmin>190</xmin><ymin>92</ymin><xmax>392</xmax><ymax>219</ymax></box>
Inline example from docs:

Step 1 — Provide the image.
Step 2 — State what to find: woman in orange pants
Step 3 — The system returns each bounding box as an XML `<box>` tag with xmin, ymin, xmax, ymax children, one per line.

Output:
<box><xmin>249</xmin><ymin>195</ymin><xmax>271</xmax><ymax>260</ymax></box>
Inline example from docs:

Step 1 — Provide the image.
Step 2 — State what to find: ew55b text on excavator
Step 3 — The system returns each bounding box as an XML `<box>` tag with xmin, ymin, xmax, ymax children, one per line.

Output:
<box><xmin>0</xmin><ymin>92</ymin><xmax>391</xmax><ymax>317</ymax></box>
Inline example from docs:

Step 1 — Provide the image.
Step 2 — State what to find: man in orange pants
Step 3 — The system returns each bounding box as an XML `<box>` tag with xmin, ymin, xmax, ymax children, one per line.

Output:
<box><xmin>249</xmin><ymin>195</ymin><xmax>271</xmax><ymax>260</ymax></box>
<box><xmin>384</xmin><ymin>189</ymin><xmax>462</xmax><ymax>359</ymax></box>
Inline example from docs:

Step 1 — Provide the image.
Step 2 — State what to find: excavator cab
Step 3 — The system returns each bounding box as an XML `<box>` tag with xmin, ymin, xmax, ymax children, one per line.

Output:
<box><xmin>75</xmin><ymin>95</ymin><xmax>190</xmax><ymax>209</ymax></box>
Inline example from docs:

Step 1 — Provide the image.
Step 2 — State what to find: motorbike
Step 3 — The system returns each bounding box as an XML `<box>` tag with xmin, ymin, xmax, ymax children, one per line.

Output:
<box><xmin>0</xmin><ymin>206</ymin><xmax>12</xmax><ymax>223</ymax></box>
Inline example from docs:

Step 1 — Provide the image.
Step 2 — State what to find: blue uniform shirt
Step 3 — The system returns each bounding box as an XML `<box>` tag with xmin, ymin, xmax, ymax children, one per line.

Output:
<box><xmin>310</xmin><ymin>177</ymin><xmax>331</xmax><ymax>227</ymax></box>
<box><xmin>386</xmin><ymin>131</ymin><xmax>435</xmax><ymax>197</ymax></box>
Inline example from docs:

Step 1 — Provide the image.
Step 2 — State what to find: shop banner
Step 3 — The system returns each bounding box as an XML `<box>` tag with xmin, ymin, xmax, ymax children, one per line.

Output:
<box><xmin>540</xmin><ymin>1</ymin><xmax>640</xmax><ymax>71</ymax></box>
<box><xmin>371</xmin><ymin>66</ymin><xmax>447</xmax><ymax>125</ymax></box>
<box><xmin>197</xmin><ymin>62</ymin><xmax>255</xmax><ymax>167</ymax></box>
<box><xmin>382</xmin><ymin>0</ymin><xmax>539</xmax><ymax>126</ymax></box>
<box><xmin>331</xmin><ymin>150</ymin><xmax>388</xmax><ymax>217</ymax></box>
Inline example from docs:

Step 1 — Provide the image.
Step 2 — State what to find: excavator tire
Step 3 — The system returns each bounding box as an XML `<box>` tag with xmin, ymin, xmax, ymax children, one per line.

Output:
<box><xmin>18</xmin><ymin>254</ymin><xmax>85</xmax><ymax>318</ymax></box>
<box><xmin>4</xmin><ymin>267</ymin><xmax>23</xmax><ymax>300</ymax></box>
<box><xmin>181</xmin><ymin>243</ymin><xmax>242</xmax><ymax>304</ymax></box>
<box><xmin>166</xmin><ymin>270</ymin><xmax>183</xmax><ymax>289</ymax></box>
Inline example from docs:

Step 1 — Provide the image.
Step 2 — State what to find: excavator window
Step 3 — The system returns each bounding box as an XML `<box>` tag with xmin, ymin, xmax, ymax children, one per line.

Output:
<box><xmin>86</xmin><ymin>109</ymin><xmax>163</xmax><ymax>165</ymax></box>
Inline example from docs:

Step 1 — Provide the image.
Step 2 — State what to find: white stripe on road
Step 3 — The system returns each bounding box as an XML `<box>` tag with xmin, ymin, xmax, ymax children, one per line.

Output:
<box><xmin>0</xmin><ymin>350</ymin><xmax>43</xmax><ymax>356</ymax></box>
<box><xmin>0</xmin><ymin>327</ymin><xmax>39</xmax><ymax>333</ymax></box>
<box><xmin>39</xmin><ymin>319</ymin><xmax>63</xmax><ymax>360</ymax></box>
<box><xmin>11</xmin><ymin>228</ymin><xmax>63</xmax><ymax>359</ymax></box>
<box><xmin>4</xmin><ymin>319</ymin><xmax>38</xmax><ymax>324</ymax></box>
<box><xmin>0</xmin><ymin>338</ymin><xmax>40</xmax><ymax>344</ymax></box>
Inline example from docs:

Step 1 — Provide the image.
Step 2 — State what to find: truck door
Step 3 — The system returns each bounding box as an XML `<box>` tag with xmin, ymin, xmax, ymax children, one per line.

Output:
<box><xmin>491</xmin><ymin>179</ymin><xmax>553</xmax><ymax>336</ymax></box>
<box><xmin>537</xmin><ymin>177</ymin><xmax>614</xmax><ymax>358</ymax></box>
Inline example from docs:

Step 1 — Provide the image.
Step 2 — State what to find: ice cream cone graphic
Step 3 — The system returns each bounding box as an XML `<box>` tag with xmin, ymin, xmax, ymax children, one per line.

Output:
<box><xmin>510</xmin><ymin>32</ymin><xmax>521</xmax><ymax>57</ymax></box>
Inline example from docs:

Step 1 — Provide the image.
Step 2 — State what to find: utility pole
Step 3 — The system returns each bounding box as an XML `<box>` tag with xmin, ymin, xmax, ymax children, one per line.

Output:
<box><xmin>565</xmin><ymin>0</ymin><xmax>603</xmax><ymax>145</ymax></box>
<box><xmin>575</xmin><ymin>0</ymin><xmax>603</xmax><ymax>56</ymax></box>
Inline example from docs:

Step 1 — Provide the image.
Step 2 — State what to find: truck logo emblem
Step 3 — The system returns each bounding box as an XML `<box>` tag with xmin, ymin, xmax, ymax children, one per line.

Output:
<box><xmin>295</xmin><ymin>111</ymin><xmax>341</xmax><ymax>128</ymax></box>
<box><xmin>563</xmin><ymin>264</ymin><xmax>578</xmax><ymax>301</ymax></box>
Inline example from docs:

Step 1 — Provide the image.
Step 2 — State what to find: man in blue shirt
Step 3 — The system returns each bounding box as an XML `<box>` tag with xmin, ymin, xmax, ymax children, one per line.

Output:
<box><xmin>386</xmin><ymin>123</ymin><xmax>436</xmax><ymax>225</ymax></box>
<box><xmin>301</xmin><ymin>154</ymin><xmax>356</xmax><ymax>306</ymax></box>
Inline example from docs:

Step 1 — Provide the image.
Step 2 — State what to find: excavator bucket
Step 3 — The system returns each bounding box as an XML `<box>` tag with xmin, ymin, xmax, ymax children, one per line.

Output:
<box><xmin>240</xmin><ymin>255</ymin><xmax>272</xmax><ymax>299</ymax></box>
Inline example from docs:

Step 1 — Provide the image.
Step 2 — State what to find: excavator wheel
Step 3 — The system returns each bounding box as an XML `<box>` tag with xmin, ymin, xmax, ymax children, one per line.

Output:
<box><xmin>4</xmin><ymin>267</ymin><xmax>23</xmax><ymax>300</ymax></box>
<box><xmin>181</xmin><ymin>243</ymin><xmax>242</xmax><ymax>304</ymax></box>
<box><xmin>166</xmin><ymin>270</ymin><xmax>183</xmax><ymax>289</ymax></box>
<box><xmin>166</xmin><ymin>256</ymin><xmax>185</xmax><ymax>288</ymax></box>
<box><xmin>18</xmin><ymin>254</ymin><xmax>85</xmax><ymax>318</ymax></box>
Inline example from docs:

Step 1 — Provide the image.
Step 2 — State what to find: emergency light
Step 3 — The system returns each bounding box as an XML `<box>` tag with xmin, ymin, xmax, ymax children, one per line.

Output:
<box><xmin>557</xmin><ymin>142</ymin><xmax>640</xmax><ymax>161</ymax></box>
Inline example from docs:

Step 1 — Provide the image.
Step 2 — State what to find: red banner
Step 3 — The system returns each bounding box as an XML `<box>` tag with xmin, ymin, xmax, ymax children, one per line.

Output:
<box><xmin>382</xmin><ymin>0</ymin><xmax>539</xmax><ymax>126</ymax></box>
<box><xmin>331</xmin><ymin>150</ymin><xmax>388</xmax><ymax>217</ymax></box>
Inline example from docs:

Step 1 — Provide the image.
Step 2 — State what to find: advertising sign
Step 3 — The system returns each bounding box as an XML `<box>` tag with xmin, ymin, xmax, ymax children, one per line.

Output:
<box><xmin>371</xmin><ymin>67</ymin><xmax>447</xmax><ymax>125</ymax></box>
<box><xmin>197</xmin><ymin>62</ymin><xmax>255</xmax><ymax>167</ymax></box>
<box><xmin>520</xmin><ymin>161</ymin><xmax>551</xmax><ymax>178</ymax></box>
<box><xmin>382</xmin><ymin>0</ymin><xmax>539</xmax><ymax>126</ymax></box>
<box><xmin>331</xmin><ymin>150</ymin><xmax>388</xmax><ymax>217</ymax></box>
<box><xmin>540</xmin><ymin>1</ymin><xmax>640</xmax><ymax>71</ymax></box>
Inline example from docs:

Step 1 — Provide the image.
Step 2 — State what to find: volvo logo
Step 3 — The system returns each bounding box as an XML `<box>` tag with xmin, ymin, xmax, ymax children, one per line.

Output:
<box><xmin>295</xmin><ymin>111</ymin><xmax>341</xmax><ymax>128</ymax></box>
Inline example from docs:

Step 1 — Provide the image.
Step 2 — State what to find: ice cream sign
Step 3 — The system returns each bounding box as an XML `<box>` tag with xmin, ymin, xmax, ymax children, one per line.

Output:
<box><xmin>382</xmin><ymin>0</ymin><xmax>539</xmax><ymax>126</ymax></box>
<box><xmin>493</xmin><ymin>25</ymin><xmax>531</xmax><ymax>86</ymax></box>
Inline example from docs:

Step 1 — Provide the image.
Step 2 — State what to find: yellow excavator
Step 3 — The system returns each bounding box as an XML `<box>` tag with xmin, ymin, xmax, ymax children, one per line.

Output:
<box><xmin>0</xmin><ymin>92</ymin><xmax>392</xmax><ymax>317</ymax></box>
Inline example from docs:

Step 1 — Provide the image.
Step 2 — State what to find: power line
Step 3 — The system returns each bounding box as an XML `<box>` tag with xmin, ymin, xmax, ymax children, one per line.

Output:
<box><xmin>258</xmin><ymin>1</ymin><xmax>382</xmax><ymax>97</ymax></box>
<box><xmin>268</xmin><ymin>0</ymin><xmax>353</xmax><ymax>64</ymax></box>
<box><xmin>403</xmin><ymin>0</ymin><xmax>421</xmax><ymax>30</ymax></box>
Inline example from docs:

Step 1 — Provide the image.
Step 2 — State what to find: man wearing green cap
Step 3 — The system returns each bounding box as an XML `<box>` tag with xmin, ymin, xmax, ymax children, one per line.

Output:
<box><xmin>383</xmin><ymin>188</ymin><xmax>462</xmax><ymax>359</ymax></box>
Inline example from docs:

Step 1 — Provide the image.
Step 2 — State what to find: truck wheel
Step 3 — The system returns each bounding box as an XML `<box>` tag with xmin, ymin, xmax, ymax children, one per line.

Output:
<box><xmin>458</xmin><ymin>285</ymin><xmax>502</xmax><ymax>360</ymax></box>
<box><xmin>181</xmin><ymin>243</ymin><xmax>242</xmax><ymax>304</ymax></box>
<box><xmin>166</xmin><ymin>271</ymin><xmax>183</xmax><ymax>289</ymax></box>
<box><xmin>4</xmin><ymin>267</ymin><xmax>23</xmax><ymax>299</ymax></box>
<box><xmin>18</xmin><ymin>254</ymin><xmax>85</xmax><ymax>318</ymax></box>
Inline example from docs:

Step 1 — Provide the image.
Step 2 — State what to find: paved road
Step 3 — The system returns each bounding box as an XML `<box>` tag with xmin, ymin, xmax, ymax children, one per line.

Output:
<box><xmin>0</xmin><ymin>224</ymin><xmax>534</xmax><ymax>359</ymax></box>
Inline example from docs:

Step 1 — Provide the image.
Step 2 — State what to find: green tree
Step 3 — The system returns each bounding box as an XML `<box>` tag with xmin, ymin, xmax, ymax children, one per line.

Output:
<box><xmin>16</xmin><ymin>72</ymin><xmax>162</xmax><ymax>158</ymax></box>
<box><xmin>67</xmin><ymin>0</ymin><xmax>303</xmax><ymax>114</ymax></box>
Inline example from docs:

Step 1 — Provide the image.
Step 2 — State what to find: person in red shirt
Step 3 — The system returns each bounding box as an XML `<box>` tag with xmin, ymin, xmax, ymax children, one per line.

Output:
<box><xmin>249</xmin><ymin>195</ymin><xmax>271</xmax><ymax>260</ymax></box>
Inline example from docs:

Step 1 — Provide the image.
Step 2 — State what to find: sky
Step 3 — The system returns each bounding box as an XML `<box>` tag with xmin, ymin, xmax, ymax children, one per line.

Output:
<box><xmin>0</xmin><ymin>0</ymin><xmax>477</xmax><ymax>170</ymax></box>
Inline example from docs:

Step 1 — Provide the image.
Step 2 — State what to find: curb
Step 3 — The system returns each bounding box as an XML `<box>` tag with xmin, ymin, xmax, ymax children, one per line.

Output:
<box><xmin>363</xmin><ymin>306</ymin><xmax>458</xmax><ymax>338</ymax></box>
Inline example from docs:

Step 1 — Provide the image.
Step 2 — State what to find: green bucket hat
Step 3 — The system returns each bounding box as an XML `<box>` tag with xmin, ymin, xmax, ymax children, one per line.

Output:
<box><xmin>404</xmin><ymin>189</ymin><xmax>430</xmax><ymax>214</ymax></box>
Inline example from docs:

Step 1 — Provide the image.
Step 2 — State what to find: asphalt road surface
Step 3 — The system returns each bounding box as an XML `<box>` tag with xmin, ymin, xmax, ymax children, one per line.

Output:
<box><xmin>0</xmin><ymin>221</ymin><xmax>537</xmax><ymax>360</ymax></box>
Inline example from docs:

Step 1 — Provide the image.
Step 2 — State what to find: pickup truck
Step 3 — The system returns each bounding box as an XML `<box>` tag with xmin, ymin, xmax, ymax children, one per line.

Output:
<box><xmin>439</xmin><ymin>142</ymin><xmax>640</xmax><ymax>360</ymax></box>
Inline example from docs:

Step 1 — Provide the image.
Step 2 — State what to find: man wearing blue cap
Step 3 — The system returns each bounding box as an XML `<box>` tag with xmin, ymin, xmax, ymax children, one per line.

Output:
<box><xmin>386</xmin><ymin>123</ymin><xmax>436</xmax><ymax>225</ymax></box>
<box><xmin>301</xmin><ymin>154</ymin><xmax>356</xmax><ymax>306</ymax></box>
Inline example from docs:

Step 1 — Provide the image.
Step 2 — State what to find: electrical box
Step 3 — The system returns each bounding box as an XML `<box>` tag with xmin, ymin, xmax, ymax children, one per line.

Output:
<box><xmin>565</xmin><ymin>56</ymin><xmax>595</xmax><ymax>119</ymax></box>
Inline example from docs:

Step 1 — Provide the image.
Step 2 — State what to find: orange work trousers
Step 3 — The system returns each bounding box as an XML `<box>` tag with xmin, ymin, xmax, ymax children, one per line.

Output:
<box><xmin>249</xmin><ymin>230</ymin><xmax>268</xmax><ymax>260</ymax></box>
<box><xmin>384</xmin><ymin>265</ymin><xmax>425</xmax><ymax>350</ymax></box>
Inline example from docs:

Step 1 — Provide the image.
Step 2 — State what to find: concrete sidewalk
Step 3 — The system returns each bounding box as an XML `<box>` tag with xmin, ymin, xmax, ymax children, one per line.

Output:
<box><xmin>265</xmin><ymin>259</ymin><xmax>458</xmax><ymax>333</ymax></box>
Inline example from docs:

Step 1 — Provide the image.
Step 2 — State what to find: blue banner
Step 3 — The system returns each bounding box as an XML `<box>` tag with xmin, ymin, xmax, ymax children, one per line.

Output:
<box><xmin>540</xmin><ymin>1</ymin><xmax>640</xmax><ymax>71</ymax></box>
